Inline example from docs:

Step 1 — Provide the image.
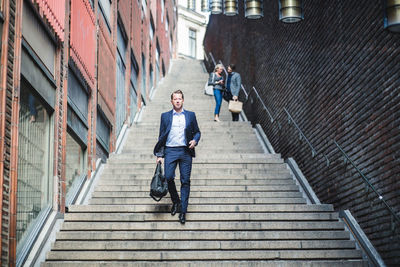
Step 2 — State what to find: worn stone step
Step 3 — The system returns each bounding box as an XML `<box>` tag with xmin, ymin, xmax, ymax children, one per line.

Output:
<box><xmin>101</xmin><ymin>168</ymin><xmax>291</xmax><ymax>175</ymax></box>
<box><xmin>99</xmin><ymin>173</ymin><xmax>293</xmax><ymax>180</ymax></box>
<box><xmin>106</xmin><ymin>157</ymin><xmax>283</xmax><ymax>164</ymax></box>
<box><xmin>91</xmin><ymin>191</ymin><xmax>303</xmax><ymax>198</ymax></box>
<box><xmin>67</xmin><ymin>204</ymin><xmax>335</xmax><ymax>213</ymax></box>
<box><xmin>97</xmin><ymin>178</ymin><xmax>296</xmax><ymax>186</ymax></box>
<box><xmin>45</xmin><ymin>250</ymin><xmax>362</xmax><ymax>261</ymax></box>
<box><xmin>108</xmin><ymin>153</ymin><xmax>281</xmax><ymax>160</ymax></box>
<box><xmin>64</xmin><ymin>212</ymin><xmax>338</xmax><ymax>222</ymax></box>
<box><xmin>89</xmin><ymin>197</ymin><xmax>307</xmax><ymax>205</ymax></box>
<box><xmin>42</xmin><ymin>260</ymin><xmax>368</xmax><ymax>267</ymax></box>
<box><xmin>55</xmin><ymin>230</ymin><xmax>351</xmax><ymax>241</ymax></box>
<box><xmin>60</xmin><ymin>221</ymin><xmax>345</xmax><ymax>231</ymax></box>
<box><xmin>51</xmin><ymin>240</ymin><xmax>356</xmax><ymax>251</ymax></box>
<box><xmin>93</xmin><ymin>185</ymin><xmax>300</xmax><ymax>192</ymax></box>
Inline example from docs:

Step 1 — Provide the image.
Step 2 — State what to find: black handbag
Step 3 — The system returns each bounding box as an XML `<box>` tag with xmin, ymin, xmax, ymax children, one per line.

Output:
<box><xmin>149</xmin><ymin>162</ymin><xmax>168</xmax><ymax>201</ymax></box>
<box><xmin>223</xmin><ymin>90</ymin><xmax>233</xmax><ymax>102</ymax></box>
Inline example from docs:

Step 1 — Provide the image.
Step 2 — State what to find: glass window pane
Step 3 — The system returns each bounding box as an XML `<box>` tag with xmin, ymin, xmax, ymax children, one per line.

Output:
<box><xmin>65</xmin><ymin>133</ymin><xmax>86</xmax><ymax>199</ymax></box>
<box><xmin>17</xmin><ymin>84</ymin><xmax>53</xmax><ymax>250</ymax></box>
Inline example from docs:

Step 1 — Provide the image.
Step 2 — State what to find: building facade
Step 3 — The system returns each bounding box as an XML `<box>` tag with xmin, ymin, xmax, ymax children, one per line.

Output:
<box><xmin>0</xmin><ymin>0</ymin><xmax>177</xmax><ymax>265</ymax></box>
<box><xmin>177</xmin><ymin>0</ymin><xmax>207</xmax><ymax>59</ymax></box>
<box><xmin>204</xmin><ymin>1</ymin><xmax>400</xmax><ymax>265</ymax></box>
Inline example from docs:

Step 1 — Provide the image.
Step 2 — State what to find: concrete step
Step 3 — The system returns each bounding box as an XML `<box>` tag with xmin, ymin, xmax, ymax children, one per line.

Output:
<box><xmin>55</xmin><ymin>230</ymin><xmax>351</xmax><ymax>241</ymax></box>
<box><xmin>91</xmin><ymin>191</ymin><xmax>304</xmax><ymax>198</ymax></box>
<box><xmin>42</xmin><ymin>260</ymin><xmax>368</xmax><ymax>267</ymax></box>
<box><xmin>101</xmin><ymin>168</ymin><xmax>291</xmax><ymax>175</ymax></box>
<box><xmin>89</xmin><ymin>197</ymin><xmax>307</xmax><ymax>205</ymax></box>
<box><xmin>96</xmin><ymin>178</ymin><xmax>296</xmax><ymax>186</ymax></box>
<box><xmin>98</xmin><ymin>173</ymin><xmax>294</xmax><ymax>180</ymax></box>
<box><xmin>67</xmin><ymin>204</ymin><xmax>335</xmax><ymax>213</ymax></box>
<box><xmin>106</xmin><ymin>157</ymin><xmax>284</xmax><ymax>164</ymax></box>
<box><xmin>51</xmin><ymin>240</ymin><xmax>356</xmax><ymax>250</ymax></box>
<box><xmin>64</xmin><ymin>212</ymin><xmax>338</xmax><ymax>222</ymax></box>
<box><xmin>93</xmin><ymin>185</ymin><xmax>300</xmax><ymax>192</ymax></box>
<box><xmin>45</xmin><ymin>250</ymin><xmax>363</xmax><ymax>261</ymax></box>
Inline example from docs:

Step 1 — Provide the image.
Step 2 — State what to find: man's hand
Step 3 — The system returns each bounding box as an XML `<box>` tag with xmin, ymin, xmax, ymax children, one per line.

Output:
<box><xmin>156</xmin><ymin>157</ymin><xmax>164</xmax><ymax>164</ymax></box>
<box><xmin>189</xmin><ymin>140</ymin><xmax>197</xmax><ymax>149</ymax></box>
<box><xmin>233</xmin><ymin>95</ymin><xmax>238</xmax><ymax>101</ymax></box>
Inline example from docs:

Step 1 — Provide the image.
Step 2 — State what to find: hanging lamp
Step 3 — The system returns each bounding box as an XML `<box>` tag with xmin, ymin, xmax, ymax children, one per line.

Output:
<box><xmin>224</xmin><ymin>0</ymin><xmax>238</xmax><ymax>16</ymax></box>
<box><xmin>279</xmin><ymin>0</ymin><xmax>303</xmax><ymax>23</ymax></box>
<box><xmin>385</xmin><ymin>0</ymin><xmax>400</xmax><ymax>32</ymax></box>
<box><xmin>245</xmin><ymin>0</ymin><xmax>263</xmax><ymax>19</ymax></box>
<box><xmin>211</xmin><ymin>0</ymin><xmax>223</xmax><ymax>14</ymax></box>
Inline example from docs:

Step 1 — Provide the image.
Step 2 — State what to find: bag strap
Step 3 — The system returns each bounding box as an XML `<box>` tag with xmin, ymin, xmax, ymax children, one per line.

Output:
<box><xmin>150</xmin><ymin>194</ymin><xmax>163</xmax><ymax>202</ymax></box>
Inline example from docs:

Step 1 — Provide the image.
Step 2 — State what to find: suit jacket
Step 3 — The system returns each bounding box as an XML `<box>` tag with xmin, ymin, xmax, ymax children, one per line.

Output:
<box><xmin>226</xmin><ymin>72</ymin><xmax>241</xmax><ymax>97</ymax></box>
<box><xmin>153</xmin><ymin>109</ymin><xmax>201</xmax><ymax>158</ymax></box>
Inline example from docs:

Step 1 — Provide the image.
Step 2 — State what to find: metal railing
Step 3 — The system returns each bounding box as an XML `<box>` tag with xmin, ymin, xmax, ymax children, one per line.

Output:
<box><xmin>204</xmin><ymin>51</ymin><xmax>399</xmax><ymax>232</ymax></box>
<box><xmin>335</xmin><ymin>140</ymin><xmax>400</xmax><ymax>231</ymax></box>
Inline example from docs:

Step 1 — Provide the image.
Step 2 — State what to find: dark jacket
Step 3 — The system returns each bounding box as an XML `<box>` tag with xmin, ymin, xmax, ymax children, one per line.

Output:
<box><xmin>153</xmin><ymin>109</ymin><xmax>201</xmax><ymax>158</ymax></box>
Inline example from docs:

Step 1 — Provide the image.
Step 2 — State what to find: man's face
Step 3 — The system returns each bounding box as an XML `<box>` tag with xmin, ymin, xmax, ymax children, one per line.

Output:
<box><xmin>171</xmin><ymin>93</ymin><xmax>184</xmax><ymax>110</ymax></box>
<box><xmin>227</xmin><ymin>67</ymin><xmax>232</xmax><ymax>73</ymax></box>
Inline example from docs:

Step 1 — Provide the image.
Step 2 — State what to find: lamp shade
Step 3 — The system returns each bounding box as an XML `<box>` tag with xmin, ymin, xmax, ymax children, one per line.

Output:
<box><xmin>211</xmin><ymin>0</ymin><xmax>223</xmax><ymax>14</ymax></box>
<box><xmin>245</xmin><ymin>0</ymin><xmax>263</xmax><ymax>19</ymax></box>
<box><xmin>201</xmin><ymin>0</ymin><xmax>209</xmax><ymax>12</ymax></box>
<box><xmin>385</xmin><ymin>0</ymin><xmax>400</xmax><ymax>32</ymax></box>
<box><xmin>279</xmin><ymin>0</ymin><xmax>303</xmax><ymax>23</ymax></box>
<box><xmin>224</xmin><ymin>0</ymin><xmax>238</xmax><ymax>16</ymax></box>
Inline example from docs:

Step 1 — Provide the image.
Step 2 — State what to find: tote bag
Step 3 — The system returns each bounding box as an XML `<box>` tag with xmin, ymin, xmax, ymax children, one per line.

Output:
<box><xmin>228</xmin><ymin>100</ymin><xmax>243</xmax><ymax>114</ymax></box>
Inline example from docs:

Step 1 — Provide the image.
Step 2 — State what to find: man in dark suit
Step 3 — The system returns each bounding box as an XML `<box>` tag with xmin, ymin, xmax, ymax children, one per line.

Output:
<box><xmin>154</xmin><ymin>90</ymin><xmax>201</xmax><ymax>224</ymax></box>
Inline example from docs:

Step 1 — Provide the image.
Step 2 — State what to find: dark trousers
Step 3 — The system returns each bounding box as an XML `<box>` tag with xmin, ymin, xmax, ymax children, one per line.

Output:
<box><xmin>164</xmin><ymin>146</ymin><xmax>192</xmax><ymax>213</ymax></box>
<box><xmin>231</xmin><ymin>112</ymin><xmax>239</xmax><ymax>121</ymax></box>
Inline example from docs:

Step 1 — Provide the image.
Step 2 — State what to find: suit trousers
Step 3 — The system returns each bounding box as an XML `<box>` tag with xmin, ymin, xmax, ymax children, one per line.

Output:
<box><xmin>164</xmin><ymin>146</ymin><xmax>193</xmax><ymax>213</ymax></box>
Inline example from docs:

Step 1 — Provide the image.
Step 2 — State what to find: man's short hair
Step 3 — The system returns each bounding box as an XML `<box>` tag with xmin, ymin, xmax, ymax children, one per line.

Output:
<box><xmin>171</xmin><ymin>90</ymin><xmax>184</xmax><ymax>100</ymax></box>
<box><xmin>228</xmin><ymin>64</ymin><xmax>236</xmax><ymax>71</ymax></box>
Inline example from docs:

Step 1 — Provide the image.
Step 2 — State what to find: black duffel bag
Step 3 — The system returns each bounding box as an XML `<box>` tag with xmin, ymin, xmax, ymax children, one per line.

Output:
<box><xmin>149</xmin><ymin>162</ymin><xmax>168</xmax><ymax>201</ymax></box>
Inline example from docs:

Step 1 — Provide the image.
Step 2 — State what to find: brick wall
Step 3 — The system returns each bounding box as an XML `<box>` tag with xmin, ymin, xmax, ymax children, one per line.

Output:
<box><xmin>1</xmin><ymin>0</ymin><xmax>16</xmax><ymax>264</ymax></box>
<box><xmin>204</xmin><ymin>0</ymin><xmax>400</xmax><ymax>265</ymax></box>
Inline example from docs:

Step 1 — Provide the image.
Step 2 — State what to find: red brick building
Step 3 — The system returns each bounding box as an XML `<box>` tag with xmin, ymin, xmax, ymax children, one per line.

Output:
<box><xmin>0</xmin><ymin>0</ymin><xmax>177</xmax><ymax>265</ymax></box>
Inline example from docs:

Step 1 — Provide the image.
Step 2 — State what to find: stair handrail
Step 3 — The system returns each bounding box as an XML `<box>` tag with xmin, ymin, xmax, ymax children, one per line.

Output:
<box><xmin>209</xmin><ymin>52</ymin><xmax>217</xmax><ymax>66</ymax></box>
<box><xmin>334</xmin><ymin>140</ymin><xmax>400</xmax><ymax>230</ymax></box>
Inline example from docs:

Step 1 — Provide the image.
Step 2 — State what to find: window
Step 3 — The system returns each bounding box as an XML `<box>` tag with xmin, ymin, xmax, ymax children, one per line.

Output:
<box><xmin>141</xmin><ymin>0</ymin><xmax>147</xmax><ymax>17</ymax></box>
<box><xmin>116</xmin><ymin>22</ymin><xmax>127</xmax><ymax>136</ymax></box>
<box><xmin>189</xmin><ymin>28</ymin><xmax>196</xmax><ymax>58</ymax></box>
<box><xmin>17</xmin><ymin>81</ymin><xmax>53</xmax><ymax>256</ymax></box>
<box><xmin>149</xmin><ymin>63</ymin><xmax>154</xmax><ymax>94</ymax></box>
<box><xmin>161</xmin><ymin>0</ymin><xmax>164</xmax><ymax>22</ymax></box>
<box><xmin>141</xmin><ymin>54</ymin><xmax>147</xmax><ymax>102</ymax></box>
<box><xmin>149</xmin><ymin>16</ymin><xmax>155</xmax><ymax>41</ymax></box>
<box><xmin>99</xmin><ymin>0</ymin><xmax>112</xmax><ymax>32</ymax></box>
<box><xmin>65</xmin><ymin>131</ymin><xmax>86</xmax><ymax>206</ymax></box>
<box><xmin>165</xmin><ymin>15</ymin><xmax>169</xmax><ymax>33</ymax></box>
<box><xmin>96</xmin><ymin>108</ymin><xmax>111</xmax><ymax>162</ymax></box>
<box><xmin>188</xmin><ymin>0</ymin><xmax>196</xmax><ymax>10</ymax></box>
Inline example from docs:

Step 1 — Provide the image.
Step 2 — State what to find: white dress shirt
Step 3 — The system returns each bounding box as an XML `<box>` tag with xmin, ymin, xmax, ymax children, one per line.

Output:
<box><xmin>166</xmin><ymin>109</ymin><xmax>186</xmax><ymax>147</ymax></box>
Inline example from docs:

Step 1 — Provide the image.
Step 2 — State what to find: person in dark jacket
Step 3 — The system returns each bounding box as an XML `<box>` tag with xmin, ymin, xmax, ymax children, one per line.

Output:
<box><xmin>225</xmin><ymin>64</ymin><xmax>242</xmax><ymax>121</ymax></box>
<box><xmin>208</xmin><ymin>64</ymin><xmax>225</xmax><ymax>122</ymax></box>
<box><xmin>154</xmin><ymin>90</ymin><xmax>201</xmax><ymax>224</ymax></box>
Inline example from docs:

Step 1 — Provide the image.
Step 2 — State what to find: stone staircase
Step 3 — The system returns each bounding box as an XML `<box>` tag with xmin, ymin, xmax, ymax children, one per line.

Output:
<box><xmin>42</xmin><ymin>59</ymin><xmax>367</xmax><ymax>266</ymax></box>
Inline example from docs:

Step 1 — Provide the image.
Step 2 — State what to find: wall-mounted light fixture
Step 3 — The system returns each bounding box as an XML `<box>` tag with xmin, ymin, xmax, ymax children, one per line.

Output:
<box><xmin>211</xmin><ymin>0</ymin><xmax>223</xmax><ymax>14</ymax></box>
<box><xmin>201</xmin><ymin>0</ymin><xmax>209</xmax><ymax>12</ymax></box>
<box><xmin>279</xmin><ymin>0</ymin><xmax>303</xmax><ymax>23</ymax></box>
<box><xmin>224</xmin><ymin>0</ymin><xmax>238</xmax><ymax>16</ymax></box>
<box><xmin>384</xmin><ymin>0</ymin><xmax>400</xmax><ymax>32</ymax></box>
<box><xmin>245</xmin><ymin>0</ymin><xmax>263</xmax><ymax>19</ymax></box>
